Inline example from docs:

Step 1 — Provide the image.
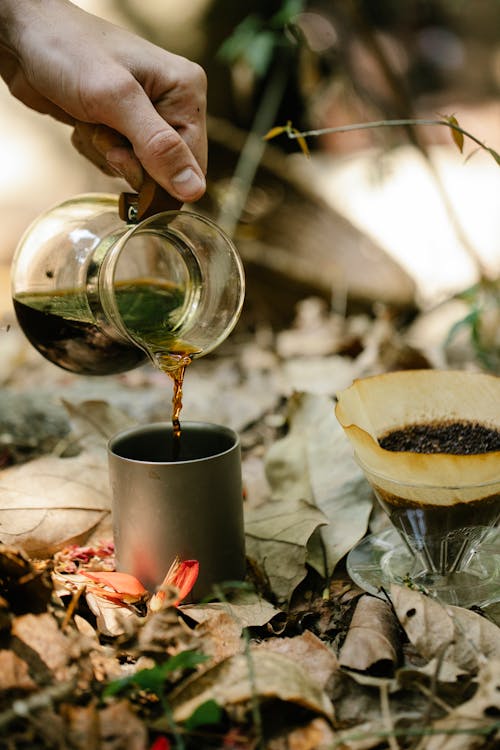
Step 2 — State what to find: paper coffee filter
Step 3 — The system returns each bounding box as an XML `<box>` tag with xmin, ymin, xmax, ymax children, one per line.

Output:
<box><xmin>335</xmin><ymin>370</ymin><xmax>500</xmax><ymax>494</ymax></box>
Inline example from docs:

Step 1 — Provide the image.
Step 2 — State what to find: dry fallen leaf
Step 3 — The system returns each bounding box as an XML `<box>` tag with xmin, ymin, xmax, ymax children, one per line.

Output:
<box><xmin>265</xmin><ymin>392</ymin><xmax>373</xmax><ymax>579</ymax></box>
<box><xmin>11</xmin><ymin>612</ymin><xmax>78</xmax><ymax>681</ymax></box>
<box><xmin>0</xmin><ymin>450</ymin><xmax>110</xmax><ymax>556</ymax></box>
<box><xmin>415</xmin><ymin>659</ymin><xmax>500</xmax><ymax>750</ymax></box>
<box><xmin>245</xmin><ymin>496</ymin><xmax>328</xmax><ymax>601</ymax></box>
<box><xmin>0</xmin><ymin>649</ymin><xmax>37</xmax><ymax>693</ymax></box>
<box><xmin>162</xmin><ymin>648</ymin><xmax>334</xmax><ymax>726</ymax></box>
<box><xmin>256</xmin><ymin>630</ymin><xmax>339</xmax><ymax>689</ymax></box>
<box><xmin>193</xmin><ymin>611</ymin><xmax>245</xmax><ymax>663</ymax></box>
<box><xmin>181</xmin><ymin>590</ymin><xmax>282</xmax><ymax>630</ymax></box>
<box><xmin>0</xmin><ymin>400</ymin><xmax>134</xmax><ymax>557</ymax></box>
<box><xmin>391</xmin><ymin>585</ymin><xmax>500</xmax><ymax>673</ymax></box>
<box><xmin>339</xmin><ymin>595</ymin><xmax>400</xmax><ymax>675</ymax></box>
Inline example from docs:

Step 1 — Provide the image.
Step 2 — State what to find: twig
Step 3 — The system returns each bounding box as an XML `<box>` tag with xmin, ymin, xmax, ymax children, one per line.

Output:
<box><xmin>61</xmin><ymin>584</ymin><xmax>86</xmax><ymax>631</ymax></box>
<box><xmin>331</xmin><ymin>720</ymin><xmax>500</xmax><ymax>747</ymax></box>
<box><xmin>0</xmin><ymin>679</ymin><xmax>77</xmax><ymax>732</ymax></box>
<box><xmin>274</xmin><ymin>116</ymin><xmax>499</xmax><ymax>279</ymax></box>
<box><xmin>281</xmin><ymin>118</ymin><xmax>499</xmax><ymax>161</ymax></box>
<box><xmin>217</xmin><ymin>52</ymin><xmax>290</xmax><ymax>238</ymax></box>
<box><xmin>379</xmin><ymin>681</ymin><xmax>400</xmax><ymax>750</ymax></box>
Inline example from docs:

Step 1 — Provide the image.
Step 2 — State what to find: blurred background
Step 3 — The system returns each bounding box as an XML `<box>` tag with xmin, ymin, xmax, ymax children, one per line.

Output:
<box><xmin>1</xmin><ymin>0</ymin><xmax>500</xmax><ymax>345</ymax></box>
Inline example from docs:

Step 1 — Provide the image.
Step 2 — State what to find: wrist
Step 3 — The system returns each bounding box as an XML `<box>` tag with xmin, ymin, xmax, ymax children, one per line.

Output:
<box><xmin>0</xmin><ymin>0</ymin><xmax>68</xmax><ymax>54</ymax></box>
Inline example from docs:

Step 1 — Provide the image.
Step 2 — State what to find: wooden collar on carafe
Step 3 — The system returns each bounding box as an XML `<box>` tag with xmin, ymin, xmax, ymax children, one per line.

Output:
<box><xmin>119</xmin><ymin>175</ymin><xmax>182</xmax><ymax>223</ymax></box>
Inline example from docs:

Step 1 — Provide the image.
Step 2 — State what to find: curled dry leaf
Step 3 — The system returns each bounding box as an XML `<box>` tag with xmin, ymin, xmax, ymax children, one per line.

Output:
<box><xmin>339</xmin><ymin>595</ymin><xmax>401</xmax><ymax>675</ymax></box>
<box><xmin>163</xmin><ymin>648</ymin><xmax>334</xmax><ymax>726</ymax></box>
<box><xmin>391</xmin><ymin>585</ymin><xmax>500</xmax><ymax>674</ymax></box>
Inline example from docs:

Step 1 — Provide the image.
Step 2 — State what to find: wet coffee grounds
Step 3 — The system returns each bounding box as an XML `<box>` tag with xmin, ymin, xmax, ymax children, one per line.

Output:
<box><xmin>379</xmin><ymin>420</ymin><xmax>500</xmax><ymax>455</ymax></box>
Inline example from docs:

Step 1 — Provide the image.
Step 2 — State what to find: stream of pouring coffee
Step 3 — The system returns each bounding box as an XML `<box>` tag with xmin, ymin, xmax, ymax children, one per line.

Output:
<box><xmin>157</xmin><ymin>352</ymin><xmax>194</xmax><ymax>461</ymax></box>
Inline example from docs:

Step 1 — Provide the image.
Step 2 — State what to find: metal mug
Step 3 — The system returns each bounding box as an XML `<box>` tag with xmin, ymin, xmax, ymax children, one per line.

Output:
<box><xmin>108</xmin><ymin>421</ymin><xmax>246</xmax><ymax>601</ymax></box>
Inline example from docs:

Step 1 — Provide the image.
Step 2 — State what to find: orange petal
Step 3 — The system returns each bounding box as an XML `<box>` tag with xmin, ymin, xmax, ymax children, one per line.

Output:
<box><xmin>82</xmin><ymin>571</ymin><xmax>147</xmax><ymax>598</ymax></box>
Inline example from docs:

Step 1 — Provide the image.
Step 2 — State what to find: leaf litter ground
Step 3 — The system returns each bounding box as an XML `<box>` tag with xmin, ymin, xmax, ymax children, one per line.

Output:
<box><xmin>0</xmin><ymin>297</ymin><xmax>499</xmax><ymax>749</ymax></box>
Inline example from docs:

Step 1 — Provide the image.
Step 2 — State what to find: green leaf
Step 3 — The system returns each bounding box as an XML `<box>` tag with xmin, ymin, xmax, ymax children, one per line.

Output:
<box><xmin>487</xmin><ymin>147</ymin><xmax>500</xmax><ymax>166</ymax></box>
<box><xmin>245</xmin><ymin>31</ymin><xmax>276</xmax><ymax>76</ymax></box>
<box><xmin>444</xmin><ymin>309</ymin><xmax>479</xmax><ymax>348</ymax></box>
<box><xmin>103</xmin><ymin>650</ymin><xmax>208</xmax><ymax>698</ymax></box>
<box><xmin>271</xmin><ymin>0</ymin><xmax>305</xmax><ymax>28</ymax></box>
<box><xmin>217</xmin><ymin>15</ymin><xmax>263</xmax><ymax>64</ymax></box>
<box><xmin>184</xmin><ymin>700</ymin><xmax>223</xmax><ymax>730</ymax></box>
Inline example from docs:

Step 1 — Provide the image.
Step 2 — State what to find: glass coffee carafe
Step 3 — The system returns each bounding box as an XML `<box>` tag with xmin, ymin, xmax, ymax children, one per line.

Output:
<box><xmin>11</xmin><ymin>188</ymin><xmax>245</xmax><ymax>376</ymax></box>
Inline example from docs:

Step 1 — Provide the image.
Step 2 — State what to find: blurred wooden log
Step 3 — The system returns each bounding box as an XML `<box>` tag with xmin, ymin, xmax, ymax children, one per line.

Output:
<box><xmin>201</xmin><ymin>116</ymin><xmax>416</xmax><ymax>320</ymax></box>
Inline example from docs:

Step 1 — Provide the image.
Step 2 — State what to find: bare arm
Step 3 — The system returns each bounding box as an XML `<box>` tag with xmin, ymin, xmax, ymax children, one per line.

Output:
<box><xmin>0</xmin><ymin>0</ymin><xmax>207</xmax><ymax>201</ymax></box>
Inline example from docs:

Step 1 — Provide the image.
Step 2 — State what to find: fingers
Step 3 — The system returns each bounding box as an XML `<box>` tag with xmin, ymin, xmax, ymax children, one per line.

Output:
<box><xmin>71</xmin><ymin>123</ymin><xmax>143</xmax><ymax>190</ymax></box>
<box><xmin>110</xmin><ymin>92</ymin><xmax>207</xmax><ymax>202</ymax></box>
<box><xmin>75</xmin><ymin>84</ymin><xmax>207</xmax><ymax>202</ymax></box>
<box><xmin>81</xmin><ymin>56</ymin><xmax>208</xmax><ymax>202</ymax></box>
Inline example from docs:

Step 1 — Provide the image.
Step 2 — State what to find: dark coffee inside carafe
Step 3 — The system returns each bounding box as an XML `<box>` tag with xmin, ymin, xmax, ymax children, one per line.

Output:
<box><xmin>13</xmin><ymin>278</ymin><xmax>196</xmax><ymax>455</ymax></box>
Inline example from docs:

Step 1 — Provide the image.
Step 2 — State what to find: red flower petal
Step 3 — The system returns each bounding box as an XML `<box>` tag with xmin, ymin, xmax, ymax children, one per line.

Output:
<box><xmin>150</xmin><ymin>558</ymin><xmax>199</xmax><ymax>610</ymax></box>
<box><xmin>150</xmin><ymin>736</ymin><xmax>171</xmax><ymax>750</ymax></box>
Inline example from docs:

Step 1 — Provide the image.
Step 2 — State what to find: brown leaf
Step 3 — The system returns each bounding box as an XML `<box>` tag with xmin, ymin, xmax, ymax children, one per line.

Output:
<box><xmin>265</xmin><ymin>392</ymin><xmax>372</xmax><ymax>579</ymax></box>
<box><xmin>267</xmin><ymin>717</ymin><xmax>335</xmax><ymax>750</ymax></box>
<box><xmin>99</xmin><ymin>700</ymin><xmax>148</xmax><ymax>750</ymax></box>
<box><xmin>256</xmin><ymin>630</ymin><xmax>339</xmax><ymax>689</ymax></box>
<box><xmin>11</xmin><ymin>612</ymin><xmax>77</xmax><ymax>681</ymax></box>
<box><xmin>391</xmin><ymin>585</ymin><xmax>500</xmax><ymax>673</ymax></box>
<box><xmin>163</xmin><ymin>648</ymin><xmax>334</xmax><ymax>726</ymax></box>
<box><xmin>245</xmin><ymin>496</ymin><xmax>328</xmax><ymax>601</ymax></box>
<box><xmin>0</xmin><ymin>649</ymin><xmax>37</xmax><ymax>692</ymax></box>
<box><xmin>181</xmin><ymin>590</ymin><xmax>282</xmax><ymax>629</ymax></box>
<box><xmin>194</xmin><ymin>611</ymin><xmax>245</xmax><ymax>663</ymax></box>
<box><xmin>339</xmin><ymin>595</ymin><xmax>400</xmax><ymax>675</ymax></box>
<box><xmin>415</xmin><ymin>659</ymin><xmax>500</xmax><ymax>750</ymax></box>
<box><xmin>0</xmin><ymin>450</ymin><xmax>110</xmax><ymax>557</ymax></box>
<box><xmin>59</xmin><ymin>702</ymin><xmax>101</xmax><ymax>750</ymax></box>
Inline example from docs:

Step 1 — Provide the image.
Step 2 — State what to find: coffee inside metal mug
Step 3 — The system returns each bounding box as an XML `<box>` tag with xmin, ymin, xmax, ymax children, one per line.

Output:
<box><xmin>108</xmin><ymin>421</ymin><xmax>246</xmax><ymax>601</ymax></box>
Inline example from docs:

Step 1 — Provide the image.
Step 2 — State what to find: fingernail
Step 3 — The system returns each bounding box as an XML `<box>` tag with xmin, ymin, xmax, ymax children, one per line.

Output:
<box><xmin>172</xmin><ymin>168</ymin><xmax>205</xmax><ymax>198</ymax></box>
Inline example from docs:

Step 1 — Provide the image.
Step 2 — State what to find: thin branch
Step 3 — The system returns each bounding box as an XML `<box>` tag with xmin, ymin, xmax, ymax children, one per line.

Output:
<box><xmin>379</xmin><ymin>681</ymin><xmax>400</xmax><ymax>750</ymax></box>
<box><xmin>281</xmin><ymin>118</ymin><xmax>499</xmax><ymax>163</ymax></box>
<box><xmin>0</xmin><ymin>679</ymin><xmax>77</xmax><ymax>732</ymax></box>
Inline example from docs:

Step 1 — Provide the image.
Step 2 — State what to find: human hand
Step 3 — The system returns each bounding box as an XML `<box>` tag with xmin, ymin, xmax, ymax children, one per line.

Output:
<box><xmin>0</xmin><ymin>0</ymin><xmax>207</xmax><ymax>201</ymax></box>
